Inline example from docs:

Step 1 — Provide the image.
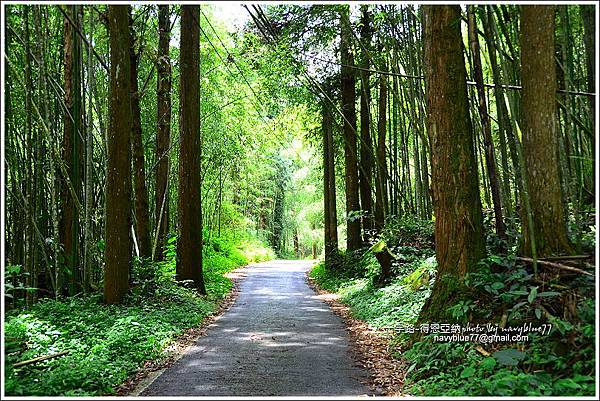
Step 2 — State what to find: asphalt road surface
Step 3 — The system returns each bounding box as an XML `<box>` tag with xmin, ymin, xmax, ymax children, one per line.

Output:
<box><xmin>141</xmin><ymin>260</ymin><xmax>369</xmax><ymax>396</ymax></box>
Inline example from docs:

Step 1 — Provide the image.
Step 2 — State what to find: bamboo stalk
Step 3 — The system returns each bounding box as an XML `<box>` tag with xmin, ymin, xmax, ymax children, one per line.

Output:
<box><xmin>540</xmin><ymin>255</ymin><xmax>591</xmax><ymax>261</ymax></box>
<box><xmin>517</xmin><ymin>257</ymin><xmax>594</xmax><ymax>277</ymax></box>
<box><xmin>13</xmin><ymin>351</ymin><xmax>69</xmax><ymax>368</ymax></box>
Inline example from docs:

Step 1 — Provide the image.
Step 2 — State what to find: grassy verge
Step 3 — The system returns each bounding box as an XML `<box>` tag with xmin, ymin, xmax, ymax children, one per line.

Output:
<box><xmin>309</xmin><ymin>217</ymin><xmax>595</xmax><ymax>397</ymax></box>
<box><xmin>308</xmin><ymin>253</ymin><xmax>433</xmax><ymax>330</ymax></box>
<box><xmin>4</xmin><ymin>233</ymin><xmax>274</xmax><ymax>396</ymax></box>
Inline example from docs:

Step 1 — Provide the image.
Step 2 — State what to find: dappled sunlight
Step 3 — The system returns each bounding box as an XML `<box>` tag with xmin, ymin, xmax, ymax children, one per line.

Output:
<box><xmin>5</xmin><ymin>0</ymin><xmax>594</xmax><ymax>397</ymax></box>
<box><xmin>143</xmin><ymin>260</ymin><xmax>368</xmax><ymax>396</ymax></box>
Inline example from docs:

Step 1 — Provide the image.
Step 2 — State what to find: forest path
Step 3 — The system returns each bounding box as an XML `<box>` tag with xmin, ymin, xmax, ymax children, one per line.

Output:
<box><xmin>140</xmin><ymin>260</ymin><xmax>370</xmax><ymax>396</ymax></box>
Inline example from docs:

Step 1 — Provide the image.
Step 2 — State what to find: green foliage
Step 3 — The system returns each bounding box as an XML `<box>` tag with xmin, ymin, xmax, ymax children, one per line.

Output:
<box><xmin>382</xmin><ymin>215</ymin><xmax>434</xmax><ymax>249</ymax></box>
<box><xmin>310</xmin><ymin>242</ymin><xmax>432</xmax><ymax>331</ymax></box>
<box><xmin>402</xmin><ymin>256</ymin><xmax>437</xmax><ymax>291</ymax></box>
<box><xmin>4</xmin><ymin>231</ymin><xmax>275</xmax><ymax>396</ymax></box>
<box><xmin>403</xmin><ymin>253</ymin><xmax>595</xmax><ymax>396</ymax></box>
<box><xmin>308</xmin><ymin>261</ymin><xmax>347</xmax><ymax>292</ymax></box>
<box><xmin>405</xmin><ymin>324</ymin><xmax>595</xmax><ymax>396</ymax></box>
<box><xmin>309</xmin><ymin>218</ymin><xmax>437</xmax><ymax>332</ymax></box>
<box><xmin>4</xmin><ymin>264</ymin><xmax>37</xmax><ymax>304</ymax></box>
<box><xmin>4</xmin><ymin>290</ymin><xmax>213</xmax><ymax>396</ymax></box>
<box><xmin>338</xmin><ymin>278</ymin><xmax>430</xmax><ymax>330</ymax></box>
<box><xmin>311</xmin><ymin>214</ymin><xmax>594</xmax><ymax>397</ymax></box>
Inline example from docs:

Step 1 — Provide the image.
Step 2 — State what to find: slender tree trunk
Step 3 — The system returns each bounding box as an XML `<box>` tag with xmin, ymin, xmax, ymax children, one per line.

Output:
<box><xmin>579</xmin><ymin>5</ymin><xmax>595</xmax><ymax>198</ymax></box>
<box><xmin>467</xmin><ymin>6</ymin><xmax>507</xmax><ymax>242</ymax></box>
<box><xmin>34</xmin><ymin>6</ymin><xmax>60</xmax><ymax>296</ymax></box>
<box><xmin>481</xmin><ymin>6</ymin><xmax>514</xmax><ymax>215</ymax></box>
<box><xmin>418</xmin><ymin>5</ymin><xmax>486</xmax><ymax>322</ymax></box>
<box><xmin>396</xmin><ymin>73</ymin><xmax>411</xmax><ymax>214</ymax></box>
<box><xmin>217</xmin><ymin>168</ymin><xmax>223</xmax><ymax>237</ymax></box>
<box><xmin>520</xmin><ymin>6</ymin><xmax>573</xmax><ymax>257</ymax></box>
<box><xmin>340</xmin><ymin>6</ymin><xmax>361</xmax><ymax>252</ymax></box>
<box><xmin>60</xmin><ymin>4</ymin><xmax>83</xmax><ymax>296</ymax></box>
<box><xmin>177</xmin><ymin>5</ymin><xmax>205</xmax><ymax>293</ymax></box>
<box><xmin>129</xmin><ymin>11</ymin><xmax>151</xmax><ymax>259</ymax></box>
<box><xmin>311</xmin><ymin>222</ymin><xmax>317</xmax><ymax>260</ymax></box>
<box><xmin>104</xmin><ymin>5</ymin><xmax>133</xmax><ymax>304</ymax></box>
<box><xmin>23</xmin><ymin>6</ymin><xmax>35</xmax><ymax>306</ymax></box>
<box><xmin>154</xmin><ymin>4</ymin><xmax>171</xmax><ymax>261</ymax></box>
<box><xmin>322</xmin><ymin>101</ymin><xmax>339</xmax><ymax>263</ymax></box>
<box><xmin>271</xmin><ymin>165</ymin><xmax>285</xmax><ymax>255</ymax></box>
<box><xmin>391</xmin><ymin>57</ymin><xmax>400</xmax><ymax>216</ymax></box>
<box><xmin>5</xmin><ymin>18</ymin><xmax>19</xmax><ymax>307</ymax></box>
<box><xmin>557</xmin><ymin>7</ymin><xmax>578</xmax><ymax>219</ymax></box>
<box><xmin>358</xmin><ymin>5</ymin><xmax>374</xmax><ymax>240</ymax></box>
<box><xmin>373</xmin><ymin>66</ymin><xmax>393</xmax><ymax>287</ymax></box>
<box><xmin>374</xmin><ymin>72</ymin><xmax>388</xmax><ymax>231</ymax></box>
<box><xmin>83</xmin><ymin>7</ymin><xmax>95</xmax><ymax>293</ymax></box>
<box><xmin>293</xmin><ymin>227</ymin><xmax>299</xmax><ymax>258</ymax></box>
<box><xmin>580</xmin><ymin>5</ymin><xmax>595</xmax><ymax>139</ymax></box>
<box><xmin>413</xmin><ymin>120</ymin><xmax>422</xmax><ymax>217</ymax></box>
<box><xmin>488</xmin><ymin>6</ymin><xmax>523</xmax><ymax>207</ymax></box>
<box><xmin>419</xmin><ymin>130</ymin><xmax>431</xmax><ymax>220</ymax></box>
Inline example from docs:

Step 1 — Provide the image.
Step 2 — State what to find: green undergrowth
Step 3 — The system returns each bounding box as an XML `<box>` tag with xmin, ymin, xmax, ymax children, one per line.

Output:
<box><xmin>309</xmin><ymin>216</ymin><xmax>595</xmax><ymax>396</ymax></box>
<box><xmin>4</xmin><ymin>231</ymin><xmax>274</xmax><ymax>396</ymax></box>
<box><xmin>403</xmin><ymin>253</ymin><xmax>595</xmax><ymax>396</ymax></box>
<box><xmin>309</xmin><ymin>217</ymin><xmax>436</xmax><ymax>330</ymax></box>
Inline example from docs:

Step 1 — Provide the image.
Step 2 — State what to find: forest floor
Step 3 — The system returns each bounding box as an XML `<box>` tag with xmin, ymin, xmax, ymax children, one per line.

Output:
<box><xmin>138</xmin><ymin>260</ymin><xmax>371</xmax><ymax>396</ymax></box>
<box><xmin>117</xmin><ymin>263</ymin><xmax>251</xmax><ymax>396</ymax></box>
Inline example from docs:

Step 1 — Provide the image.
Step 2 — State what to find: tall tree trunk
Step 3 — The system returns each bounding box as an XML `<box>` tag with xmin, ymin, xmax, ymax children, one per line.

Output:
<box><xmin>83</xmin><ymin>6</ymin><xmax>95</xmax><ymax>293</ymax></box>
<box><xmin>467</xmin><ymin>6</ymin><xmax>507</xmax><ymax>242</ymax></box>
<box><xmin>358</xmin><ymin>5</ymin><xmax>374</xmax><ymax>240</ymax></box>
<box><xmin>557</xmin><ymin>7</ymin><xmax>579</xmax><ymax>224</ymax></box>
<box><xmin>418</xmin><ymin>5</ymin><xmax>486</xmax><ymax>322</ymax></box>
<box><xmin>177</xmin><ymin>5</ymin><xmax>205</xmax><ymax>293</ymax></box>
<box><xmin>374</xmin><ymin>72</ymin><xmax>388</xmax><ymax>231</ymax></box>
<box><xmin>272</xmin><ymin>179</ymin><xmax>284</xmax><ymax>255</ymax></box>
<box><xmin>293</xmin><ymin>227</ymin><xmax>299</xmax><ymax>258</ymax></box>
<box><xmin>481</xmin><ymin>6</ymin><xmax>516</xmax><ymax>215</ymax></box>
<box><xmin>419</xmin><ymin>130</ymin><xmax>431</xmax><ymax>220</ymax></box>
<box><xmin>105</xmin><ymin>5</ymin><xmax>133</xmax><ymax>304</ymax></box>
<box><xmin>373</xmin><ymin>67</ymin><xmax>393</xmax><ymax>287</ymax></box>
<box><xmin>154</xmin><ymin>4</ymin><xmax>171</xmax><ymax>261</ymax></box>
<box><xmin>340</xmin><ymin>6</ymin><xmax>361</xmax><ymax>252</ymax></box>
<box><xmin>579</xmin><ymin>5</ymin><xmax>595</xmax><ymax>197</ymax></box>
<box><xmin>413</xmin><ymin>119</ymin><xmax>422</xmax><ymax>217</ymax></box>
<box><xmin>580</xmin><ymin>5</ymin><xmax>595</xmax><ymax>137</ymax></box>
<box><xmin>129</xmin><ymin>11</ymin><xmax>151</xmax><ymax>259</ymax></box>
<box><xmin>34</xmin><ymin>6</ymin><xmax>60</xmax><ymax>296</ymax></box>
<box><xmin>311</xmin><ymin>222</ymin><xmax>318</xmax><ymax>260</ymax></box>
<box><xmin>60</xmin><ymin>4</ymin><xmax>83</xmax><ymax>296</ymax></box>
<box><xmin>322</xmin><ymin>99</ymin><xmax>339</xmax><ymax>264</ymax></box>
<box><xmin>23</xmin><ymin>6</ymin><xmax>35</xmax><ymax>306</ymax></box>
<box><xmin>520</xmin><ymin>5</ymin><xmax>573</xmax><ymax>257</ymax></box>
<box><xmin>390</xmin><ymin>57</ymin><xmax>400</xmax><ymax>216</ymax></box>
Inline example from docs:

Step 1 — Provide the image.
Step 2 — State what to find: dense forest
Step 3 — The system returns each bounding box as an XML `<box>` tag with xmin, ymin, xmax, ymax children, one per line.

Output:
<box><xmin>2</xmin><ymin>2</ymin><xmax>597</xmax><ymax>397</ymax></box>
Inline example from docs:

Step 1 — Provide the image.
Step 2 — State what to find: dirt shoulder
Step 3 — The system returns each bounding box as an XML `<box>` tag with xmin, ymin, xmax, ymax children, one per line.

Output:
<box><xmin>306</xmin><ymin>273</ymin><xmax>408</xmax><ymax>396</ymax></box>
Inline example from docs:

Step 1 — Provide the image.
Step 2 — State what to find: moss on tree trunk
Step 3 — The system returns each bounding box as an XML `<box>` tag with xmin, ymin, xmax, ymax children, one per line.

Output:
<box><xmin>418</xmin><ymin>5</ymin><xmax>486</xmax><ymax>323</ymax></box>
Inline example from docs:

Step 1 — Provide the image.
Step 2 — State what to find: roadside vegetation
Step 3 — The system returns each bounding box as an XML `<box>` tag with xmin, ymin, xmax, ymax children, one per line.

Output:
<box><xmin>3</xmin><ymin>2</ymin><xmax>596</xmax><ymax>397</ymax></box>
<box><xmin>310</xmin><ymin>215</ymin><xmax>595</xmax><ymax>396</ymax></box>
<box><xmin>4</xmin><ymin>233</ymin><xmax>274</xmax><ymax>396</ymax></box>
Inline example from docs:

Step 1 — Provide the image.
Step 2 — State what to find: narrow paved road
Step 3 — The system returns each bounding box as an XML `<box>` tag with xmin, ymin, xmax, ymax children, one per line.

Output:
<box><xmin>141</xmin><ymin>260</ymin><xmax>369</xmax><ymax>396</ymax></box>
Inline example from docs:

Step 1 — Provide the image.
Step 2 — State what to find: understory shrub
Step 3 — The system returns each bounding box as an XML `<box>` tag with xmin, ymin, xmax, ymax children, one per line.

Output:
<box><xmin>310</xmin><ymin>216</ymin><xmax>595</xmax><ymax>397</ymax></box>
<box><xmin>4</xmin><ymin>231</ymin><xmax>275</xmax><ymax>396</ymax></box>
